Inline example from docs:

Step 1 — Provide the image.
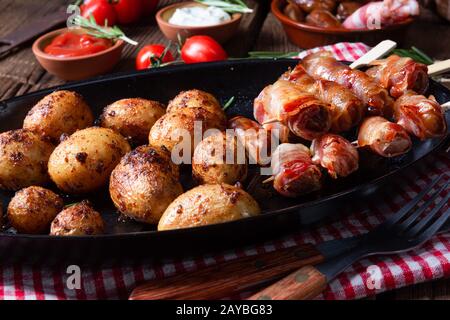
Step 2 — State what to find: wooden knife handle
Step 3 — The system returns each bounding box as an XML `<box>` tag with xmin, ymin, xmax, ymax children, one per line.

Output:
<box><xmin>129</xmin><ymin>244</ymin><xmax>324</xmax><ymax>300</ymax></box>
<box><xmin>248</xmin><ymin>265</ymin><xmax>327</xmax><ymax>300</ymax></box>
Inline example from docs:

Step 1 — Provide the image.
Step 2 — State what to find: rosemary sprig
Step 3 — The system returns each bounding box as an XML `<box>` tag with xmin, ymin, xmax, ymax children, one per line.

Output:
<box><xmin>194</xmin><ymin>0</ymin><xmax>253</xmax><ymax>13</ymax></box>
<box><xmin>392</xmin><ymin>47</ymin><xmax>433</xmax><ymax>65</ymax></box>
<box><xmin>248</xmin><ymin>51</ymin><xmax>299</xmax><ymax>59</ymax></box>
<box><xmin>223</xmin><ymin>96</ymin><xmax>235</xmax><ymax>110</ymax></box>
<box><xmin>72</xmin><ymin>15</ymin><xmax>138</xmax><ymax>46</ymax></box>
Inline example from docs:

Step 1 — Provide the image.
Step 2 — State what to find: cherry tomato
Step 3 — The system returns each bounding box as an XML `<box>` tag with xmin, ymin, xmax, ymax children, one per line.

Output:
<box><xmin>140</xmin><ymin>0</ymin><xmax>159</xmax><ymax>16</ymax></box>
<box><xmin>113</xmin><ymin>0</ymin><xmax>142</xmax><ymax>24</ymax></box>
<box><xmin>181</xmin><ymin>36</ymin><xmax>228</xmax><ymax>64</ymax></box>
<box><xmin>81</xmin><ymin>0</ymin><xmax>117</xmax><ymax>26</ymax></box>
<box><xmin>136</xmin><ymin>44</ymin><xmax>175</xmax><ymax>70</ymax></box>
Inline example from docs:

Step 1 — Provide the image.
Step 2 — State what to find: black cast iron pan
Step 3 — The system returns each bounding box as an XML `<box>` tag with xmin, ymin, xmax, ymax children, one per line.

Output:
<box><xmin>0</xmin><ymin>59</ymin><xmax>449</xmax><ymax>266</ymax></box>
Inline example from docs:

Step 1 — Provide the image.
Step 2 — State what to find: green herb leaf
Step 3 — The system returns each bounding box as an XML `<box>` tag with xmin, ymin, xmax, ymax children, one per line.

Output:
<box><xmin>72</xmin><ymin>15</ymin><xmax>138</xmax><ymax>46</ymax></box>
<box><xmin>392</xmin><ymin>47</ymin><xmax>433</xmax><ymax>65</ymax></box>
<box><xmin>194</xmin><ymin>0</ymin><xmax>253</xmax><ymax>13</ymax></box>
<box><xmin>248</xmin><ymin>51</ymin><xmax>299</xmax><ymax>59</ymax></box>
<box><xmin>223</xmin><ymin>96</ymin><xmax>235</xmax><ymax>110</ymax></box>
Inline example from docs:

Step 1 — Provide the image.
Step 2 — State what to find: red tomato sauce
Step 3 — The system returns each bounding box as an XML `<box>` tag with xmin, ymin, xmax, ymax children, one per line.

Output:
<box><xmin>44</xmin><ymin>32</ymin><xmax>113</xmax><ymax>58</ymax></box>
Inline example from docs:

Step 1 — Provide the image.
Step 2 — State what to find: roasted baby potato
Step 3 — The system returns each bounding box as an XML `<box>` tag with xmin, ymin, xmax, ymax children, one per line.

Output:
<box><xmin>149</xmin><ymin>107</ymin><xmax>226</xmax><ymax>155</ymax></box>
<box><xmin>100</xmin><ymin>98</ymin><xmax>165</xmax><ymax>145</ymax></box>
<box><xmin>48</xmin><ymin>127</ymin><xmax>130</xmax><ymax>194</ymax></box>
<box><xmin>158</xmin><ymin>184</ymin><xmax>260</xmax><ymax>230</ymax></box>
<box><xmin>7</xmin><ymin>186</ymin><xmax>64</xmax><ymax>234</ymax></box>
<box><xmin>50</xmin><ymin>201</ymin><xmax>104</xmax><ymax>236</ymax></box>
<box><xmin>192</xmin><ymin>132</ymin><xmax>247</xmax><ymax>185</ymax></box>
<box><xmin>23</xmin><ymin>90</ymin><xmax>94</xmax><ymax>142</ymax></box>
<box><xmin>166</xmin><ymin>89</ymin><xmax>226</xmax><ymax>124</ymax></box>
<box><xmin>0</xmin><ymin>129</ymin><xmax>54</xmax><ymax>191</ymax></box>
<box><xmin>110</xmin><ymin>145</ymin><xmax>183</xmax><ymax>224</ymax></box>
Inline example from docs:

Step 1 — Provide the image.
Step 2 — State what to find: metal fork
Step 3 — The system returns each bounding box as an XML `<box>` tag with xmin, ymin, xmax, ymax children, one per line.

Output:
<box><xmin>249</xmin><ymin>174</ymin><xmax>450</xmax><ymax>300</ymax></box>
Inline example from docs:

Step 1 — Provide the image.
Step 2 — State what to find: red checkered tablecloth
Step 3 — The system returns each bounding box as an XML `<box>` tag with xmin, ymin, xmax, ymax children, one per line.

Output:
<box><xmin>0</xmin><ymin>43</ymin><xmax>449</xmax><ymax>300</ymax></box>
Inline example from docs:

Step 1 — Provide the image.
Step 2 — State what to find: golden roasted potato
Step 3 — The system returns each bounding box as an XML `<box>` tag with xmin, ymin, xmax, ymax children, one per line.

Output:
<box><xmin>149</xmin><ymin>107</ymin><xmax>226</xmax><ymax>155</ymax></box>
<box><xmin>7</xmin><ymin>186</ymin><xmax>64</xmax><ymax>234</ymax></box>
<box><xmin>193</xmin><ymin>132</ymin><xmax>247</xmax><ymax>185</ymax></box>
<box><xmin>48</xmin><ymin>127</ymin><xmax>130</xmax><ymax>194</ymax></box>
<box><xmin>50</xmin><ymin>201</ymin><xmax>104</xmax><ymax>236</ymax></box>
<box><xmin>158</xmin><ymin>184</ymin><xmax>260</xmax><ymax>230</ymax></box>
<box><xmin>0</xmin><ymin>129</ymin><xmax>54</xmax><ymax>191</ymax></box>
<box><xmin>100</xmin><ymin>98</ymin><xmax>165</xmax><ymax>145</ymax></box>
<box><xmin>110</xmin><ymin>145</ymin><xmax>183</xmax><ymax>224</ymax></box>
<box><xmin>167</xmin><ymin>89</ymin><xmax>226</xmax><ymax>123</ymax></box>
<box><xmin>23</xmin><ymin>90</ymin><xmax>94</xmax><ymax>142</ymax></box>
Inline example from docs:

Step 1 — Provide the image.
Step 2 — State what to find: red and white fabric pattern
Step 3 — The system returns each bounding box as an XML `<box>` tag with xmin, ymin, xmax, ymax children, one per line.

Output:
<box><xmin>0</xmin><ymin>43</ymin><xmax>448</xmax><ymax>300</ymax></box>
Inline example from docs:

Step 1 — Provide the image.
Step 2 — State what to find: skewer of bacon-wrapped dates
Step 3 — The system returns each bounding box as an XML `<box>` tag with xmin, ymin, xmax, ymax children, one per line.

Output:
<box><xmin>358</xmin><ymin>116</ymin><xmax>412</xmax><ymax>157</ymax></box>
<box><xmin>282</xmin><ymin>64</ymin><xmax>365</xmax><ymax>132</ymax></box>
<box><xmin>310</xmin><ymin>134</ymin><xmax>359</xmax><ymax>179</ymax></box>
<box><xmin>254</xmin><ymin>79</ymin><xmax>331</xmax><ymax>140</ymax></box>
<box><xmin>302</xmin><ymin>51</ymin><xmax>394</xmax><ymax>117</ymax></box>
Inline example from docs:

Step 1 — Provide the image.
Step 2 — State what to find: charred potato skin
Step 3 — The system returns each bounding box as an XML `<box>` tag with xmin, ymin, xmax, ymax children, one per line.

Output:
<box><xmin>167</xmin><ymin>89</ymin><xmax>226</xmax><ymax>123</ymax></box>
<box><xmin>7</xmin><ymin>186</ymin><xmax>64</xmax><ymax>234</ymax></box>
<box><xmin>50</xmin><ymin>201</ymin><xmax>104</xmax><ymax>236</ymax></box>
<box><xmin>158</xmin><ymin>184</ymin><xmax>261</xmax><ymax>230</ymax></box>
<box><xmin>100</xmin><ymin>98</ymin><xmax>166</xmax><ymax>145</ymax></box>
<box><xmin>0</xmin><ymin>129</ymin><xmax>54</xmax><ymax>191</ymax></box>
<box><xmin>110</xmin><ymin>145</ymin><xmax>183</xmax><ymax>224</ymax></box>
<box><xmin>48</xmin><ymin>127</ymin><xmax>131</xmax><ymax>194</ymax></box>
<box><xmin>193</xmin><ymin>132</ymin><xmax>247</xmax><ymax>185</ymax></box>
<box><xmin>149</xmin><ymin>107</ymin><xmax>226</xmax><ymax>153</ymax></box>
<box><xmin>23</xmin><ymin>90</ymin><xmax>94</xmax><ymax>142</ymax></box>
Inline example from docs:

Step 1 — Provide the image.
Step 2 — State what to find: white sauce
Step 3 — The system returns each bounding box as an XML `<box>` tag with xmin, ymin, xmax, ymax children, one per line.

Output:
<box><xmin>169</xmin><ymin>6</ymin><xmax>231</xmax><ymax>27</ymax></box>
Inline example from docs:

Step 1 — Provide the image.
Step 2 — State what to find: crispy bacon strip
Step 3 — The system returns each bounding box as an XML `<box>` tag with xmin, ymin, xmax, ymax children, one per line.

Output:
<box><xmin>271</xmin><ymin>143</ymin><xmax>322</xmax><ymax>197</ymax></box>
<box><xmin>282</xmin><ymin>64</ymin><xmax>365</xmax><ymax>132</ymax></box>
<box><xmin>311</xmin><ymin>134</ymin><xmax>359</xmax><ymax>178</ymax></box>
<box><xmin>302</xmin><ymin>51</ymin><xmax>394</xmax><ymax>117</ymax></box>
<box><xmin>358</xmin><ymin>116</ymin><xmax>412</xmax><ymax>157</ymax></box>
<box><xmin>366</xmin><ymin>54</ymin><xmax>429</xmax><ymax>98</ymax></box>
<box><xmin>254</xmin><ymin>79</ymin><xmax>331</xmax><ymax>140</ymax></box>
<box><xmin>228</xmin><ymin>116</ymin><xmax>272</xmax><ymax>166</ymax></box>
<box><xmin>394</xmin><ymin>91</ymin><xmax>447</xmax><ymax>140</ymax></box>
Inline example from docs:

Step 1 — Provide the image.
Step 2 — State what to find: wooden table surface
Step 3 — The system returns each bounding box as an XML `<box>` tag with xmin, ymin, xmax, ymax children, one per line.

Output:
<box><xmin>0</xmin><ymin>0</ymin><xmax>449</xmax><ymax>299</ymax></box>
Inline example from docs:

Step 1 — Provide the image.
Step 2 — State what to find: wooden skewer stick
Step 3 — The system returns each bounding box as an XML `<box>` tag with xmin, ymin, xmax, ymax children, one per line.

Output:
<box><xmin>428</xmin><ymin>59</ymin><xmax>450</xmax><ymax>76</ymax></box>
<box><xmin>262</xmin><ymin>176</ymin><xmax>275</xmax><ymax>184</ymax></box>
<box><xmin>261</xmin><ymin>118</ymin><xmax>280</xmax><ymax>125</ymax></box>
<box><xmin>349</xmin><ymin>40</ymin><xmax>397</xmax><ymax>69</ymax></box>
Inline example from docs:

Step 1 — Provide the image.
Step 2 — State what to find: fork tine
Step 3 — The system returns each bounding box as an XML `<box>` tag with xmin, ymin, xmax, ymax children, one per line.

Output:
<box><xmin>406</xmin><ymin>193</ymin><xmax>450</xmax><ymax>238</ymax></box>
<box><xmin>416</xmin><ymin>208</ymin><xmax>450</xmax><ymax>241</ymax></box>
<box><xmin>398</xmin><ymin>180</ymin><xmax>450</xmax><ymax>231</ymax></box>
<box><xmin>383</xmin><ymin>174</ymin><xmax>444</xmax><ymax>227</ymax></box>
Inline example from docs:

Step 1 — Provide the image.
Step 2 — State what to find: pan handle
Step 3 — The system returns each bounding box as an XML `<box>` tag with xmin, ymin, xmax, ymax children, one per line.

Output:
<box><xmin>129</xmin><ymin>244</ymin><xmax>323</xmax><ymax>300</ymax></box>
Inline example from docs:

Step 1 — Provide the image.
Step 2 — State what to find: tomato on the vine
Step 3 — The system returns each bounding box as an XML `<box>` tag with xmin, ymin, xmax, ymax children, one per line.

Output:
<box><xmin>81</xmin><ymin>0</ymin><xmax>117</xmax><ymax>26</ymax></box>
<box><xmin>136</xmin><ymin>44</ymin><xmax>174</xmax><ymax>69</ymax></box>
<box><xmin>181</xmin><ymin>36</ymin><xmax>228</xmax><ymax>64</ymax></box>
<box><xmin>112</xmin><ymin>0</ymin><xmax>142</xmax><ymax>25</ymax></box>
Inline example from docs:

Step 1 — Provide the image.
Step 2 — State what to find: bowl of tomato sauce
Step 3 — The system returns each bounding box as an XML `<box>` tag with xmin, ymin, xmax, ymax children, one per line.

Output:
<box><xmin>32</xmin><ymin>27</ymin><xmax>124</xmax><ymax>81</ymax></box>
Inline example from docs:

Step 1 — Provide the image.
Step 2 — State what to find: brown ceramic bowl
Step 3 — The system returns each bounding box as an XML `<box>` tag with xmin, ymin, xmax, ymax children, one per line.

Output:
<box><xmin>156</xmin><ymin>1</ymin><xmax>242</xmax><ymax>44</ymax></box>
<box><xmin>32</xmin><ymin>28</ymin><xmax>124</xmax><ymax>81</ymax></box>
<box><xmin>272</xmin><ymin>0</ymin><xmax>415</xmax><ymax>49</ymax></box>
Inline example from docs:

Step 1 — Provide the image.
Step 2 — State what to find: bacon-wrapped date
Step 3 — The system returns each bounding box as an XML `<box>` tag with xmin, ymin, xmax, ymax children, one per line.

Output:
<box><xmin>270</xmin><ymin>143</ymin><xmax>322</xmax><ymax>197</ymax></box>
<box><xmin>311</xmin><ymin>134</ymin><xmax>359</xmax><ymax>178</ymax></box>
<box><xmin>291</xmin><ymin>0</ymin><xmax>337</xmax><ymax>13</ymax></box>
<box><xmin>254</xmin><ymin>79</ymin><xmax>331</xmax><ymax>140</ymax></box>
<box><xmin>306</xmin><ymin>9</ymin><xmax>342</xmax><ymax>28</ymax></box>
<box><xmin>394</xmin><ymin>91</ymin><xmax>447</xmax><ymax>140</ymax></box>
<box><xmin>282</xmin><ymin>64</ymin><xmax>365</xmax><ymax>132</ymax></box>
<box><xmin>366</xmin><ymin>54</ymin><xmax>429</xmax><ymax>98</ymax></box>
<box><xmin>302</xmin><ymin>51</ymin><xmax>394</xmax><ymax>117</ymax></box>
<box><xmin>228</xmin><ymin>116</ymin><xmax>272</xmax><ymax>166</ymax></box>
<box><xmin>358</xmin><ymin>116</ymin><xmax>412</xmax><ymax>157</ymax></box>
